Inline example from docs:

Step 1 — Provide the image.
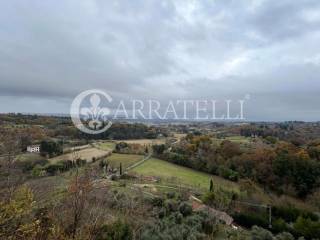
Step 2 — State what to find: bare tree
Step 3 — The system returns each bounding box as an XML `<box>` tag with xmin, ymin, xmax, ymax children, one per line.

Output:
<box><xmin>66</xmin><ymin>167</ymin><xmax>93</xmax><ymax>239</ymax></box>
<box><xmin>0</xmin><ymin>129</ymin><xmax>23</xmax><ymax>201</ymax></box>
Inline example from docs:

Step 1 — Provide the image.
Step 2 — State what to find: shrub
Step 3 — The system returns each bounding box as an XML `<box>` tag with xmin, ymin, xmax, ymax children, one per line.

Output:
<box><xmin>275</xmin><ymin>232</ymin><xmax>294</xmax><ymax>240</ymax></box>
<box><xmin>31</xmin><ymin>165</ymin><xmax>45</xmax><ymax>177</ymax></box>
<box><xmin>178</xmin><ymin>202</ymin><xmax>192</xmax><ymax>217</ymax></box>
<box><xmin>75</xmin><ymin>158</ymin><xmax>86</xmax><ymax>166</ymax></box>
<box><xmin>202</xmin><ymin>188</ymin><xmax>235</xmax><ymax>210</ymax></box>
<box><xmin>99</xmin><ymin>159</ymin><xmax>108</xmax><ymax>169</ymax></box>
<box><xmin>151</xmin><ymin>197</ymin><xmax>164</xmax><ymax>207</ymax></box>
<box><xmin>233</xmin><ymin>212</ymin><xmax>269</xmax><ymax>229</ymax></box>
<box><xmin>250</xmin><ymin>226</ymin><xmax>273</xmax><ymax>240</ymax></box>
<box><xmin>218</xmin><ymin>166</ymin><xmax>239</xmax><ymax>181</ymax></box>
<box><xmin>272</xmin><ymin>218</ymin><xmax>290</xmax><ymax>234</ymax></box>
<box><xmin>57</xmin><ymin>160</ymin><xmax>74</xmax><ymax>171</ymax></box>
<box><xmin>141</xmin><ymin>209</ymin><xmax>219</xmax><ymax>240</ymax></box>
<box><xmin>158</xmin><ymin>208</ymin><xmax>166</xmax><ymax>219</ymax></box>
<box><xmin>18</xmin><ymin>158</ymin><xmax>48</xmax><ymax>173</ymax></box>
<box><xmin>265</xmin><ymin>136</ymin><xmax>277</xmax><ymax>144</ymax></box>
<box><xmin>164</xmin><ymin>199</ymin><xmax>178</xmax><ymax>213</ymax></box>
<box><xmin>44</xmin><ymin>164</ymin><xmax>61</xmax><ymax>175</ymax></box>
<box><xmin>166</xmin><ymin>191</ymin><xmax>176</xmax><ymax>199</ymax></box>
<box><xmin>272</xmin><ymin>206</ymin><xmax>318</xmax><ymax>223</ymax></box>
<box><xmin>293</xmin><ymin>216</ymin><xmax>320</xmax><ymax>239</ymax></box>
<box><xmin>110</xmin><ymin>174</ymin><xmax>118</xmax><ymax>181</ymax></box>
<box><xmin>96</xmin><ymin>219</ymin><xmax>133</xmax><ymax>240</ymax></box>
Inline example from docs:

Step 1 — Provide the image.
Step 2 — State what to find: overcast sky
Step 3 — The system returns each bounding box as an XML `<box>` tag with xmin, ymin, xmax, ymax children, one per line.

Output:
<box><xmin>1</xmin><ymin>0</ymin><xmax>320</xmax><ymax>121</ymax></box>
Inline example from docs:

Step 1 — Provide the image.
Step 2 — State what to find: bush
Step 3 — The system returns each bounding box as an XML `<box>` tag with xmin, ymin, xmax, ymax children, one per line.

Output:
<box><xmin>265</xmin><ymin>136</ymin><xmax>277</xmax><ymax>144</ymax></box>
<box><xmin>275</xmin><ymin>232</ymin><xmax>294</xmax><ymax>240</ymax></box>
<box><xmin>202</xmin><ymin>188</ymin><xmax>235</xmax><ymax>210</ymax></box>
<box><xmin>96</xmin><ymin>219</ymin><xmax>133</xmax><ymax>240</ymax></box>
<box><xmin>110</xmin><ymin>174</ymin><xmax>118</xmax><ymax>181</ymax></box>
<box><xmin>31</xmin><ymin>165</ymin><xmax>45</xmax><ymax>177</ymax></box>
<box><xmin>178</xmin><ymin>202</ymin><xmax>192</xmax><ymax>217</ymax></box>
<box><xmin>75</xmin><ymin>158</ymin><xmax>86</xmax><ymax>166</ymax></box>
<box><xmin>272</xmin><ymin>206</ymin><xmax>318</xmax><ymax>223</ymax></box>
<box><xmin>250</xmin><ymin>226</ymin><xmax>273</xmax><ymax>240</ymax></box>
<box><xmin>18</xmin><ymin>158</ymin><xmax>48</xmax><ymax>173</ymax></box>
<box><xmin>166</xmin><ymin>191</ymin><xmax>176</xmax><ymax>199</ymax></box>
<box><xmin>151</xmin><ymin>197</ymin><xmax>164</xmax><ymax>207</ymax></box>
<box><xmin>218</xmin><ymin>166</ymin><xmax>239</xmax><ymax>181</ymax></box>
<box><xmin>99</xmin><ymin>159</ymin><xmax>108</xmax><ymax>169</ymax></box>
<box><xmin>57</xmin><ymin>160</ymin><xmax>74</xmax><ymax>171</ymax></box>
<box><xmin>164</xmin><ymin>199</ymin><xmax>178</xmax><ymax>213</ymax></box>
<box><xmin>44</xmin><ymin>164</ymin><xmax>61</xmax><ymax>175</ymax></box>
<box><xmin>233</xmin><ymin>212</ymin><xmax>269</xmax><ymax>229</ymax></box>
<box><xmin>293</xmin><ymin>216</ymin><xmax>320</xmax><ymax>239</ymax></box>
<box><xmin>272</xmin><ymin>218</ymin><xmax>290</xmax><ymax>234</ymax></box>
<box><xmin>141</xmin><ymin>208</ymin><xmax>218</xmax><ymax>240</ymax></box>
<box><xmin>158</xmin><ymin>208</ymin><xmax>166</xmax><ymax>219</ymax></box>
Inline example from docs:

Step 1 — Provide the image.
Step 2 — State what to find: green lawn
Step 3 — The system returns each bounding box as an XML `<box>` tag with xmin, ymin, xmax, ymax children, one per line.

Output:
<box><xmin>132</xmin><ymin>158</ymin><xmax>239</xmax><ymax>192</ymax></box>
<box><xmin>107</xmin><ymin>153</ymin><xmax>144</xmax><ymax>169</ymax></box>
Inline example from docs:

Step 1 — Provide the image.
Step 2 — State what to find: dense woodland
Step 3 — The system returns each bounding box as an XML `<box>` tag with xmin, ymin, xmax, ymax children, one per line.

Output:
<box><xmin>153</xmin><ymin>134</ymin><xmax>320</xmax><ymax>198</ymax></box>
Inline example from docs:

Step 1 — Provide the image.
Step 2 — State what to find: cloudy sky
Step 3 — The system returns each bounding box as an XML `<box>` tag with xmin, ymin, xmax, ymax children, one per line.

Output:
<box><xmin>1</xmin><ymin>0</ymin><xmax>320</xmax><ymax>121</ymax></box>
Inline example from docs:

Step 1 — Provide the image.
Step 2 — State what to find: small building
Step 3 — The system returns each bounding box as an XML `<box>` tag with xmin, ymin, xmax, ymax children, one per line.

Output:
<box><xmin>27</xmin><ymin>145</ymin><xmax>40</xmax><ymax>153</ymax></box>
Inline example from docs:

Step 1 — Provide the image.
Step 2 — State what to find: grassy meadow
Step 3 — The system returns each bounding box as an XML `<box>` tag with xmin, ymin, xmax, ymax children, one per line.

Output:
<box><xmin>132</xmin><ymin>157</ymin><xmax>239</xmax><ymax>192</ymax></box>
<box><xmin>106</xmin><ymin>153</ymin><xmax>144</xmax><ymax>169</ymax></box>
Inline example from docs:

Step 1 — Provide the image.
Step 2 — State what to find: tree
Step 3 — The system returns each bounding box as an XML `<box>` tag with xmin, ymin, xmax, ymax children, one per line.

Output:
<box><xmin>40</xmin><ymin>140</ymin><xmax>62</xmax><ymax>157</ymax></box>
<box><xmin>219</xmin><ymin>140</ymin><xmax>242</xmax><ymax>159</ymax></box>
<box><xmin>96</xmin><ymin>219</ymin><xmax>133</xmax><ymax>240</ymax></box>
<box><xmin>65</xmin><ymin>170</ymin><xmax>93</xmax><ymax>239</ymax></box>
<box><xmin>0</xmin><ymin>186</ymin><xmax>44</xmax><ymax>239</ymax></box>
<box><xmin>0</xmin><ymin>130</ymin><xmax>23</xmax><ymax>200</ymax></box>
<box><xmin>145</xmin><ymin>146</ymin><xmax>148</xmax><ymax>154</ymax></box>
<box><xmin>209</xmin><ymin>179</ymin><xmax>213</xmax><ymax>192</ymax></box>
<box><xmin>152</xmin><ymin>144</ymin><xmax>166</xmax><ymax>155</ymax></box>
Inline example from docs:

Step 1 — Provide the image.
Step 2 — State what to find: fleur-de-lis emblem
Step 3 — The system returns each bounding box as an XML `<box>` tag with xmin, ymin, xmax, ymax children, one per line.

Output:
<box><xmin>71</xmin><ymin>89</ymin><xmax>112</xmax><ymax>134</ymax></box>
<box><xmin>80</xmin><ymin>94</ymin><xmax>110</xmax><ymax>130</ymax></box>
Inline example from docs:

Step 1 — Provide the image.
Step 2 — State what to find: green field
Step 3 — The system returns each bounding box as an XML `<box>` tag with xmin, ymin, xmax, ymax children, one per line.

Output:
<box><xmin>107</xmin><ymin>153</ymin><xmax>144</xmax><ymax>169</ymax></box>
<box><xmin>15</xmin><ymin>153</ymin><xmax>45</xmax><ymax>162</ymax></box>
<box><xmin>97</xmin><ymin>141</ymin><xmax>116</xmax><ymax>151</ymax></box>
<box><xmin>132</xmin><ymin>158</ymin><xmax>239</xmax><ymax>192</ymax></box>
<box><xmin>212</xmin><ymin>135</ymin><xmax>250</xmax><ymax>144</ymax></box>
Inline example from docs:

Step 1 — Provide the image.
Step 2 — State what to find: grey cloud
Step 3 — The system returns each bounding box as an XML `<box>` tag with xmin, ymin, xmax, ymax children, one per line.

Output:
<box><xmin>0</xmin><ymin>0</ymin><xmax>320</xmax><ymax>120</ymax></box>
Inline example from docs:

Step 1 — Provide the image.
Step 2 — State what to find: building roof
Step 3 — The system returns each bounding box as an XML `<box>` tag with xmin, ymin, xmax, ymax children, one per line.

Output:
<box><xmin>28</xmin><ymin>145</ymin><xmax>40</xmax><ymax>148</ymax></box>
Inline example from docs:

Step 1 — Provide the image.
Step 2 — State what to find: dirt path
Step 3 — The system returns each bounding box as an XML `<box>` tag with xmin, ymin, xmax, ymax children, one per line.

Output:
<box><xmin>125</xmin><ymin>152</ymin><xmax>152</xmax><ymax>171</ymax></box>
